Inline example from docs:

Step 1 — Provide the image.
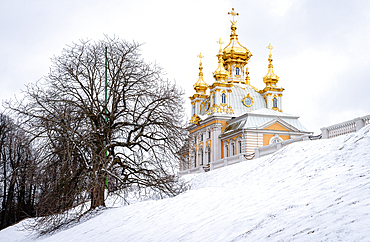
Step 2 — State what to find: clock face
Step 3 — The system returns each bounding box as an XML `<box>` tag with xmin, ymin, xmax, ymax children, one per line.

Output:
<box><xmin>242</xmin><ymin>94</ymin><xmax>254</xmax><ymax>107</ymax></box>
<box><xmin>245</xmin><ymin>97</ymin><xmax>252</xmax><ymax>106</ymax></box>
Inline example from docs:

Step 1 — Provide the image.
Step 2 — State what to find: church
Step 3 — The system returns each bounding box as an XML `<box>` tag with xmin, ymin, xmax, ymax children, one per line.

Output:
<box><xmin>178</xmin><ymin>8</ymin><xmax>311</xmax><ymax>174</ymax></box>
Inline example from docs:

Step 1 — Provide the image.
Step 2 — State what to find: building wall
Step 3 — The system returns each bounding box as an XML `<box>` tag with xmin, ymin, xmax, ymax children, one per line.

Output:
<box><xmin>245</xmin><ymin>132</ymin><xmax>263</xmax><ymax>154</ymax></box>
<box><xmin>263</xmin><ymin>134</ymin><xmax>290</xmax><ymax>146</ymax></box>
<box><xmin>181</xmin><ymin>118</ymin><xmax>307</xmax><ymax>171</ymax></box>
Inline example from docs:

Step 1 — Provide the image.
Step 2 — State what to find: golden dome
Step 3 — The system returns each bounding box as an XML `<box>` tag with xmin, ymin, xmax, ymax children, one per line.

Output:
<box><xmin>263</xmin><ymin>43</ymin><xmax>279</xmax><ymax>87</ymax></box>
<box><xmin>193</xmin><ymin>53</ymin><xmax>208</xmax><ymax>93</ymax></box>
<box><xmin>222</xmin><ymin>8</ymin><xmax>252</xmax><ymax>63</ymax></box>
<box><xmin>213</xmin><ymin>49</ymin><xmax>229</xmax><ymax>82</ymax></box>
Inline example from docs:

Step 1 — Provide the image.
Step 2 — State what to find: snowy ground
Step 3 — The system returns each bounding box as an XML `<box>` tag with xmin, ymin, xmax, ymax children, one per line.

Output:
<box><xmin>1</xmin><ymin>125</ymin><xmax>370</xmax><ymax>242</ymax></box>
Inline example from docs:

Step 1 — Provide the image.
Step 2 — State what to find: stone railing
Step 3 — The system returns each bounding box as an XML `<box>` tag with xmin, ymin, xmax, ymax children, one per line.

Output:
<box><xmin>210</xmin><ymin>153</ymin><xmax>247</xmax><ymax>171</ymax></box>
<box><xmin>320</xmin><ymin>114</ymin><xmax>370</xmax><ymax>139</ymax></box>
<box><xmin>177</xmin><ymin>166</ymin><xmax>204</xmax><ymax>176</ymax></box>
<box><xmin>178</xmin><ymin>153</ymin><xmax>248</xmax><ymax>176</ymax></box>
<box><xmin>254</xmin><ymin>134</ymin><xmax>312</xmax><ymax>159</ymax></box>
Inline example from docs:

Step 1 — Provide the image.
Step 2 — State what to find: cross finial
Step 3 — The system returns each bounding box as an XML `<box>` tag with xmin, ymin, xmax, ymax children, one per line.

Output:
<box><xmin>217</xmin><ymin>38</ymin><xmax>224</xmax><ymax>51</ymax></box>
<box><xmin>197</xmin><ymin>52</ymin><xmax>204</xmax><ymax>64</ymax></box>
<box><xmin>228</xmin><ymin>8</ymin><xmax>239</xmax><ymax>24</ymax></box>
<box><xmin>266</xmin><ymin>43</ymin><xmax>274</xmax><ymax>56</ymax></box>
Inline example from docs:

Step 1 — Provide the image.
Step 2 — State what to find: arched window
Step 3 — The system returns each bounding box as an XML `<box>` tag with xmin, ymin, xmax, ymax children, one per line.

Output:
<box><xmin>193</xmin><ymin>149</ymin><xmax>197</xmax><ymax>167</ymax></box>
<box><xmin>207</xmin><ymin>147</ymin><xmax>211</xmax><ymax>164</ymax></box>
<box><xmin>183</xmin><ymin>156</ymin><xmax>186</xmax><ymax>170</ymax></box>
<box><xmin>231</xmin><ymin>142</ymin><xmax>235</xmax><ymax>156</ymax></box>
<box><xmin>273</xmin><ymin>97</ymin><xmax>278</xmax><ymax>108</ymax></box>
<box><xmin>208</xmin><ymin>131</ymin><xmax>211</xmax><ymax>139</ymax></box>
<box><xmin>236</xmin><ymin>67</ymin><xmax>240</xmax><ymax>75</ymax></box>
<box><xmin>200</xmin><ymin>149</ymin><xmax>204</xmax><ymax>165</ymax></box>
<box><xmin>239</xmin><ymin>141</ymin><xmax>242</xmax><ymax>154</ymax></box>
<box><xmin>224</xmin><ymin>143</ymin><xmax>229</xmax><ymax>158</ymax></box>
<box><xmin>269</xmin><ymin>134</ymin><xmax>283</xmax><ymax>144</ymax></box>
<box><xmin>222</xmin><ymin>93</ymin><xmax>226</xmax><ymax>103</ymax></box>
<box><xmin>185</xmin><ymin>155</ymin><xmax>189</xmax><ymax>170</ymax></box>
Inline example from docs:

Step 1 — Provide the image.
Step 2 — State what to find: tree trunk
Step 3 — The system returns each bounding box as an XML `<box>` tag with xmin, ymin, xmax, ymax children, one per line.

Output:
<box><xmin>90</xmin><ymin>172</ymin><xmax>105</xmax><ymax>209</ymax></box>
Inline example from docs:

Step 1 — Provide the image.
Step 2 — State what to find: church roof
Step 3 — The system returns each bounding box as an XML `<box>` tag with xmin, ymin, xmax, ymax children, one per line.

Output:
<box><xmin>222</xmin><ymin>108</ymin><xmax>310</xmax><ymax>136</ymax></box>
<box><xmin>230</xmin><ymin>84</ymin><xmax>266</xmax><ymax>116</ymax></box>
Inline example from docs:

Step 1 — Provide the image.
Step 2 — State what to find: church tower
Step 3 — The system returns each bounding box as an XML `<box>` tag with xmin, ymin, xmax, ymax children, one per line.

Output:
<box><xmin>189</xmin><ymin>53</ymin><xmax>208</xmax><ymax>125</ymax></box>
<box><xmin>208</xmin><ymin>39</ymin><xmax>234</xmax><ymax>116</ymax></box>
<box><xmin>260</xmin><ymin>44</ymin><xmax>284</xmax><ymax>112</ymax></box>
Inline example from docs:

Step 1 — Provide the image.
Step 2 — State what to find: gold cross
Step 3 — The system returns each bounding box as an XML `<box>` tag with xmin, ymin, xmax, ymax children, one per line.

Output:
<box><xmin>197</xmin><ymin>52</ymin><xmax>204</xmax><ymax>64</ymax></box>
<box><xmin>217</xmin><ymin>38</ymin><xmax>224</xmax><ymax>50</ymax></box>
<box><xmin>228</xmin><ymin>8</ymin><xmax>239</xmax><ymax>24</ymax></box>
<box><xmin>266</xmin><ymin>43</ymin><xmax>274</xmax><ymax>55</ymax></box>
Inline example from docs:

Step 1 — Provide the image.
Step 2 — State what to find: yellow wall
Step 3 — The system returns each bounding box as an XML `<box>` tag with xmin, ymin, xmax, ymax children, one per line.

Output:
<box><xmin>221</xmin><ymin>140</ymin><xmax>224</xmax><ymax>158</ymax></box>
<box><xmin>264</xmin><ymin>123</ymin><xmax>289</xmax><ymax>131</ymax></box>
<box><xmin>263</xmin><ymin>134</ymin><xmax>290</xmax><ymax>146</ymax></box>
<box><xmin>220</xmin><ymin>135</ymin><xmax>242</xmax><ymax>159</ymax></box>
<box><xmin>262</xmin><ymin>122</ymin><xmax>290</xmax><ymax>146</ymax></box>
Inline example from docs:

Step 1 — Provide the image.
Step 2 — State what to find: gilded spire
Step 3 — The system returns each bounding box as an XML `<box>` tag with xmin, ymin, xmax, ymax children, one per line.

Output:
<box><xmin>213</xmin><ymin>39</ymin><xmax>229</xmax><ymax>82</ymax></box>
<box><xmin>228</xmin><ymin>8</ymin><xmax>239</xmax><ymax>35</ymax></box>
<box><xmin>217</xmin><ymin>38</ymin><xmax>224</xmax><ymax>52</ymax></box>
<box><xmin>222</xmin><ymin>8</ymin><xmax>252</xmax><ymax>83</ymax></box>
<box><xmin>224</xmin><ymin>8</ymin><xmax>246</xmax><ymax>50</ymax></box>
<box><xmin>245</xmin><ymin>65</ymin><xmax>250</xmax><ymax>85</ymax></box>
<box><xmin>263</xmin><ymin>43</ymin><xmax>279</xmax><ymax>87</ymax></box>
<box><xmin>193</xmin><ymin>52</ymin><xmax>208</xmax><ymax>93</ymax></box>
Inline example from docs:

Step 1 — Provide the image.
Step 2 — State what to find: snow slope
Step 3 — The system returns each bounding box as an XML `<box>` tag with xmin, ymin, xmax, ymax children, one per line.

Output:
<box><xmin>1</xmin><ymin>125</ymin><xmax>370</xmax><ymax>242</ymax></box>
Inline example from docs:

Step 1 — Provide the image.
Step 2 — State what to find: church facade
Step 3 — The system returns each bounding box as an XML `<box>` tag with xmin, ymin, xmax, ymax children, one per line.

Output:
<box><xmin>178</xmin><ymin>8</ymin><xmax>311</xmax><ymax>173</ymax></box>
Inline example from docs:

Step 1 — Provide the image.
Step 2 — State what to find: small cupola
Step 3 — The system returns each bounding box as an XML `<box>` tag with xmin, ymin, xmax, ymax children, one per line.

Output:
<box><xmin>193</xmin><ymin>53</ymin><xmax>208</xmax><ymax>94</ymax></box>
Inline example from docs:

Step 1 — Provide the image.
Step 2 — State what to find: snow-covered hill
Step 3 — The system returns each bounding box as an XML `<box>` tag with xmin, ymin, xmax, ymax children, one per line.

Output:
<box><xmin>2</xmin><ymin>125</ymin><xmax>370</xmax><ymax>242</ymax></box>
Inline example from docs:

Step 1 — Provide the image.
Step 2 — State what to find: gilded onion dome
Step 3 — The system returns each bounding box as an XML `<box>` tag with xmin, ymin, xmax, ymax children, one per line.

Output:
<box><xmin>222</xmin><ymin>8</ymin><xmax>252</xmax><ymax>64</ymax></box>
<box><xmin>263</xmin><ymin>43</ymin><xmax>279</xmax><ymax>88</ymax></box>
<box><xmin>213</xmin><ymin>44</ymin><xmax>229</xmax><ymax>82</ymax></box>
<box><xmin>193</xmin><ymin>53</ymin><xmax>208</xmax><ymax>93</ymax></box>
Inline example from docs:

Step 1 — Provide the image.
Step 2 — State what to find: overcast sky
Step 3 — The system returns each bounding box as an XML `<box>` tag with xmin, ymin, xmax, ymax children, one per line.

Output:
<box><xmin>1</xmin><ymin>0</ymin><xmax>369</xmax><ymax>134</ymax></box>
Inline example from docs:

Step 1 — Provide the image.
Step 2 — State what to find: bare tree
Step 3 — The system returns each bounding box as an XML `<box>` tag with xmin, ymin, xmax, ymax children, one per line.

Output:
<box><xmin>0</xmin><ymin>112</ymin><xmax>37</xmax><ymax>230</ymax></box>
<box><xmin>6</xmin><ymin>37</ymin><xmax>186</xmax><ymax>232</ymax></box>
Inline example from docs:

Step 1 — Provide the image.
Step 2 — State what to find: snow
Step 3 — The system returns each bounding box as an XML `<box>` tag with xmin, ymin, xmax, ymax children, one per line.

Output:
<box><xmin>1</xmin><ymin>125</ymin><xmax>370</xmax><ymax>241</ymax></box>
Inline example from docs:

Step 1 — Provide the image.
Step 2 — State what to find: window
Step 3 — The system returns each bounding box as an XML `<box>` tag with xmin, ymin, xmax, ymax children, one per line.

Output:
<box><xmin>231</xmin><ymin>143</ymin><xmax>235</xmax><ymax>156</ymax></box>
<box><xmin>226</xmin><ymin>145</ymin><xmax>229</xmax><ymax>157</ymax></box>
<box><xmin>213</xmin><ymin>94</ymin><xmax>215</xmax><ymax>105</ymax></box>
<box><xmin>194</xmin><ymin>152</ymin><xmax>197</xmax><ymax>167</ymax></box>
<box><xmin>194</xmin><ymin>136</ymin><xmax>196</xmax><ymax>143</ymax></box>
<box><xmin>236</xmin><ymin>67</ymin><xmax>240</xmax><ymax>75</ymax></box>
<box><xmin>273</xmin><ymin>97</ymin><xmax>278</xmax><ymax>108</ymax></box>
<box><xmin>207</xmin><ymin>148</ymin><xmax>211</xmax><ymax>164</ymax></box>
<box><xmin>239</xmin><ymin>141</ymin><xmax>242</xmax><ymax>154</ymax></box>
<box><xmin>200</xmin><ymin>133</ymin><xmax>203</xmax><ymax>141</ymax></box>
<box><xmin>271</xmin><ymin>138</ymin><xmax>280</xmax><ymax>144</ymax></box>
<box><xmin>208</xmin><ymin>131</ymin><xmax>211</xmax><ymax>139</ymax></box>
<box><xmin>200</xmin><ymin>150</ymin><xmax>204</xmax><ymax>165</ymax></box>
<box><xmin>222</xmin><ymin>93</ymin><xmax>226</xmax><ymax>103</ymax></box>
<box><xmin>269</xmin><ymin>134</ymin><xmax>283</xmax><ymax>144</ymax></box>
